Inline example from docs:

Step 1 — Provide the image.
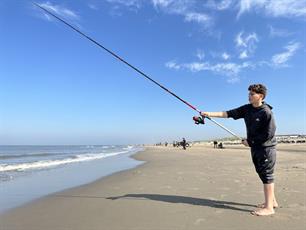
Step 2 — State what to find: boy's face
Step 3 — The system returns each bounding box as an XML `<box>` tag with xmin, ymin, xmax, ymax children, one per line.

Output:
<box><xmin>248</xmin><ymin>90</ymin><xmax>264</xmax><ymax>104</ymax></box>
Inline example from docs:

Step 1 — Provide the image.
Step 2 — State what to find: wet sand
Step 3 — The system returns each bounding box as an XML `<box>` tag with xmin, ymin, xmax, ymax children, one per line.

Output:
<box><xmin>1</xmin><ymin>144</ymin><xmax>305</xmax><ymax>230</ymax></box>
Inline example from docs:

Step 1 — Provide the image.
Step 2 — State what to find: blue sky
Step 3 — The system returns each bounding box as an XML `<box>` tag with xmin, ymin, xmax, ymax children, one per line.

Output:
<box><xmin>0</xmin><ymin>0</ymin><xmax>305</xmax><ymax>145</ymax></box>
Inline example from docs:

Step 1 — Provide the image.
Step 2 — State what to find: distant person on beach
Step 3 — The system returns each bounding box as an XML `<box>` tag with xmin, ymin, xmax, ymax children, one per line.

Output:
<box><xmin>200</xmin><ymin>84</ymin><xmax>278</xmax><ymax>216</ymax></box>
<box><xmin>213</xmin><ymin>141</ymin><xmax>218</xmax><ymax>148</ymax></box>
<box><xmin>182</xmin><ymin>138</ymin><xmax>187</xmax><ymax>150</ymax></box>
<box><xmin>218</xmin><ymin>142</ymin><xmax>223</xmax><ymax>149</ymax></box>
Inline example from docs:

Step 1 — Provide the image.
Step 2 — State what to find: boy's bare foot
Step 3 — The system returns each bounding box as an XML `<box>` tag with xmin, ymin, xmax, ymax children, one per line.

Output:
<box><xmin>257</xmin><ymin>202</ymin><xmax>279</xmax><ymax>209</ymax></box>
<box><xmin>251</xmin><ymin>208</ymin><xmax>275</xmax><ymax>216</ymax></box>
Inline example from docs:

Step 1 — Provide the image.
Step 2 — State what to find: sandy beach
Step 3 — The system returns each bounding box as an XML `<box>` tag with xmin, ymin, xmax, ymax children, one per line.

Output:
<box><xmin>1</xmin><ymin>144</ymin><xmax>305</xmax><ymax>230</ymax></box>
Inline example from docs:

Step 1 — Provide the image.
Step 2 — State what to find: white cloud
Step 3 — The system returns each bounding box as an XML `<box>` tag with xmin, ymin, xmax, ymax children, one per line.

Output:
<box><xmin>184</xmin><ymin>12</ymin><xmax>212</xmax><ymax>26</ymax></box>
<box><xmin>222</xmin><ymin>52</ymin><xmax>230</xmax><ymax>60</ymax></box>
<box><xmin>235</xmin><ymin>32</ymin><xmax>258</xmax><ymax>47</ymax></box>
<box><xmin>165</xmin><ymin>60</ymin><xmax>252</xmax><ymax>83</ymax></box>
<box><xmin>152</xmin><ymin>0</ymin><xmax>191</xmax><ymax>15</ymax></box>
<box><xmin>88</xmin><ymin>4</ymin><xmax>99</xmax><ymax>10</ymax></box>
<box><xmin>217</xmin><ymin>0</ymin><xmax>233</xmax><ymax>10</ymax></box>
<box><xmin>237</xmin><ymin>0</ymin><xmax>306</xmax><ymax>18</ymax></box>
<box><xmin>239</xmin><ymin>50</ymin><xmax>248</xmax><ymax>59</ymax></box>
<box><xmin>268</xmin><ymin>25</ymin><xmax>293</xmax><ymax>38</ymax></box>
<box><xmin>235</xmin><ymin>32</ymin><xmax>244</xmax><ymax>47</ymax></box>
<box><xmin>103</xmin><ymin>0</ymin><xmax>214</xmax><ymax>28</ymax></box>
<box><xmin>152</xmin><ymin>0</ymin><xmax>173</xmax><ymax>8</ymax></box>
<box><xmin>205</xmin><ymin>0</ymin><xmax>233</xmax><ymax>10</ymax></box>
<box><xmin>165</xmin><ymin>40</ymin><xmax>302</xmax><ymax>82</ymax></box>
<box><xmin>235</xmin><ymin>31</ymin><xmax>258</xmax><ymax>59</ymax></box>
<box><xmin>106</xmin><ymin>0</ymin><xmax>143</xmax><ymax>9</ymax></box>
<box><xmin>165</xmin><ymin>60</ymin><xmax>181</xmax><ymax>70</ymax></box>
<box><xmin>196</xmin><ymin>49</ymin><xmax>205</xmax><ymax>60</ymax></box>
<box><xmin>271</xmin><ymin>42</ymin><xmax>301</xmax><ymax>66</ymax></box>
<box><xmin>38</xmin><ymin>2</ymin><xmax>80</xmax><ymax>21</ymax></box>
<box><xmin>183</xmin><ymin>62</ymin><xmax>210</xmax><ymax>72</ymax></box>
<box><xmin>207</xmin><ymin>62</ymin><xmax>251</xmax><ymax>76</ymax></box>
<box><xmin>151</xmin><ymin>1</ymin><xmax>214</xmax><ymax>28</ymax></box>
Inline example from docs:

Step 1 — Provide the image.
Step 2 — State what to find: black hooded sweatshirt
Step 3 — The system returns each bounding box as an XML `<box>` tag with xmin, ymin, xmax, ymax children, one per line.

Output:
<box><xmin>226</xmin><ymin>103</ymin><xmax>277</xmax><ymax>148</ymax></box>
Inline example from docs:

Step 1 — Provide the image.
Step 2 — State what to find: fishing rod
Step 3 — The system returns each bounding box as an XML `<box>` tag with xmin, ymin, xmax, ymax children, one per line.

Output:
<box><xmin>33</xmin><ymin>2</ymin><xmax>241</xmax><ymax>140</ymax></box>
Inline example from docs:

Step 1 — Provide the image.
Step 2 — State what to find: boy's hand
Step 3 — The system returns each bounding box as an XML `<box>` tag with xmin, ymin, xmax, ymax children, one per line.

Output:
<box><xmin>242</xmin><ymin>139</ymin><xmax>249</xmax><ymax>147</ymax></box>
<box><xmin>200</xmin><ymin>112</ymin><xmax>209</xmax><ymax>117</ymax></box>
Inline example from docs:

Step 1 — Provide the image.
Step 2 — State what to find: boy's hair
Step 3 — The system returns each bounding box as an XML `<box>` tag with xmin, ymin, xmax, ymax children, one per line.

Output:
<box><xmin>248</xmin><ymin>84</ymin><xmax>267</xmax><ymax>99</ymax></box>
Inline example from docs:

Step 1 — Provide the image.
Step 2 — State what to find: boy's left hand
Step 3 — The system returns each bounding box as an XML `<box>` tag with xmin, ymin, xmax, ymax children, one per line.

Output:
<box><xmin>242</xmin><ymin>139</ymin><xmax>249</xmax><ymax>147</ymax></box>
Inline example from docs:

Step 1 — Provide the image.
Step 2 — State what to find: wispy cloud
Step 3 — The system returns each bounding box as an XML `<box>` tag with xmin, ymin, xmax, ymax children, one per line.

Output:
<box><xmin>106</xmin><ymin>0</ymin><xmax>143</xmax><ymax>9</ymax></box>
<box><xmin>104</xmin><ymin>0</ymin><xmax>214</xmax><ymax>28</ymax></box>
<box><xmin>88</xmin><ymin>4</ymin><xmax>99</xmax><ymax>10</ymax></box>
<box><xmin>235</xmin><ymin>31</ymin><xmax>258</xmax><ymax>59</ymax></box>
<box><xmin>165</xmin><ymin>60</ymin><xmax>252</xmax><ymax>82</ymax></box>
<box><xmin>222</xmin><ymin>52</ymin><xmax>230</xmax><ymax>60</ymax></box>
<box><xmin>205</xmin><ymin>0</ymin><xmax>233</xmax><ymax>11</ymax></box>
<box><xmin>39</xmin><ymin>2</ymin><xmax>79</xmax><ymax>20</ymax></box>
<box><xmin>196</xmin><ymin>49</ymin><xmax>205</xmax><ymax>60</ymax></box>
<box><xmin>235</xmin><ymin>32</ymin><xmax>258</xmax><ymax>47</ymax></box>
<box><xmin>152</xmin><ymin>0</ymin><xmax>173</xmax><ymax>9</ymax></box>
<box><xmin>237</xmin><ymin>0</ymin><xmax>306</xmax><ymax>19</ymax></box>
<box><xmin>152</xmin><ymin>0</ymin><xmax>213</xmax><ymax>28</ymax></box>
<box><xmin>35</xmin><ymin>2</ymin><xmax>80</xmax><ymax>23</ymax></box>
<box><xmin>165</xmin><ymin>60</ymin><xmax>181</xmax><ymax>70</ymax></box>
<box><xmin>165</xmin><ymin>40</ymin><xmax>302</xmax><ymax>83</ymax></box>
<box><xmin>210</xmin><ymin>51</ymin><xmax>231</xmax><ymax>60</ymax></box>
<box><xmin>268</xmin><ymin>25</ymin><xmax>293</xmax><ymax>38</ymax></box>
<box><xmin>271</xmin><ymin>42</ymin><xmax>301</xmax><ymax>66</ymax></box>
<box><xmin>239</xmin><ymin>50</ymin><xmax>248</xmax><ymax>59</ymax></box>
<box><xmin>184</xmin><ymin>12</ymin><xmax>212</xmax><ymax>27</ymax></box>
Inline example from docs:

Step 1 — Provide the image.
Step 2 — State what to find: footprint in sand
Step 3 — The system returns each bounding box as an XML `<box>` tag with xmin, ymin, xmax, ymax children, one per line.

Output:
<box><xmin>194</xmin><ymin>218</ymin><xmax>206</xmax><ymax>225</ymax></box>
<box><xmin>215</xmin><ymin>210</ymin><xmax>224</xmax><ymax>214</ymax></box>
<box><xmin>161</xmin><ymin>185</ymin><xmax>172</xmax><ymax>189</ymax></box>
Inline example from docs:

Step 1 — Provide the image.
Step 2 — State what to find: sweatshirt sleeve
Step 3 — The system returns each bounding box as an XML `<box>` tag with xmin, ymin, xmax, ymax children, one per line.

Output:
<box><xmin>226</xmin><ymin>104</ymin><xmax>248</xmax><ymax>120</ymax></box>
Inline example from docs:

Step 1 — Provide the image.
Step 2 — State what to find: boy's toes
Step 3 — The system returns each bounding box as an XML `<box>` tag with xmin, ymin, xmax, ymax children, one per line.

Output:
<box><xmin>251</xmin><ymin>208</ymin><xmax>275</xmax><ymax>216</ymax></box>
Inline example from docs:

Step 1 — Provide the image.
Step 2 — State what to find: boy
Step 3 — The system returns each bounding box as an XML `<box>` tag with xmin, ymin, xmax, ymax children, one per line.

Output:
<box><xmin>201</xmin><ymin>84</ymin><xmax>278</xmax><ymax>216</ymax></box>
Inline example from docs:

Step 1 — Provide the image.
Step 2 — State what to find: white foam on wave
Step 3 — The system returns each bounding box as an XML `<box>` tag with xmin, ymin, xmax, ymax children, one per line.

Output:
<box><xmin>0</xmin><ymin>150</ymin><xmax>130</xmax><ymax>172</ymax></box>
<box><xmin>123</xmin><ymin>145</ymin><xmax>134</xmax><ymax>150</ymax></box>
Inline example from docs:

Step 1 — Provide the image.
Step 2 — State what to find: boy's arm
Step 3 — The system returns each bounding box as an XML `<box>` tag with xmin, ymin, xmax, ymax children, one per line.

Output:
<box><xmin>201</xmin><ymin>111</ymin><xmax>228</xmax><ymax>118</ymax></box>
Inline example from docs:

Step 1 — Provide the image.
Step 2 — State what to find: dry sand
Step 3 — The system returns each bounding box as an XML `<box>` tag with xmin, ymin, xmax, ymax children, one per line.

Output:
<box><xmin>1</xmin><ymin>144</ymin><xmax>305</xmax><ymax>230</ymax></box>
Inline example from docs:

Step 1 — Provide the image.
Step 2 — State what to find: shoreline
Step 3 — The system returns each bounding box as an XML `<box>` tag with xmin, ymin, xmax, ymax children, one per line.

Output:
<box><xmin>1</xmin><ymin>145</ymin><xmax>305</xmax><ymax>230</ymax></box>
<box><xmin>0</xmin><ymin>147</ymin><xmax>145</xmax><ymax>214</ymax></box>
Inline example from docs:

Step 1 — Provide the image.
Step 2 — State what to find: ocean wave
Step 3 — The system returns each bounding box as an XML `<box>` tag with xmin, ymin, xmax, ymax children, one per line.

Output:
<box><xmin>123</xmin><ymin>145</ymin><xmax>134</xmax><ymax>150</ymax></box>
<box><xmin>0</xmin><ymin>150</ymin><xmax>130</xmax><ymax>172</ymax></box>
<box><xmin>0</xmin><ymin>152</ymin><xmax>58</xmax><ymax>160</ymax></box>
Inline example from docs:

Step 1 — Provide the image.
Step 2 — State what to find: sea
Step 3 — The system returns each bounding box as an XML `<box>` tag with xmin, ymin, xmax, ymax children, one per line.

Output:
<box><xmin>0</xmin><ymin>145</ymin><xmax>144</xmax><ymax>213</ymax></box>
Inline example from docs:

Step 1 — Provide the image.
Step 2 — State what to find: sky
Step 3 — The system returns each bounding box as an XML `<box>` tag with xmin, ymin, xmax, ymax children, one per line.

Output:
<box><xmin>0</xmin><ymin>0</ymin><xmax>305</xmax><ymax>145</ymax></box>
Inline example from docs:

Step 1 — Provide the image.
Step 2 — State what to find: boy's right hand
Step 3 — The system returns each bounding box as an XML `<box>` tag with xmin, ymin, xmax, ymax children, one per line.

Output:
<box><xmin>242</xmin><ymin>139</ymin><xmax>249</xmax><ymax>147</ymax></box>
<box><xmin>200</xmin><ymin>112</ymin><xmax>209</xmax><ymax>117</ymax></box>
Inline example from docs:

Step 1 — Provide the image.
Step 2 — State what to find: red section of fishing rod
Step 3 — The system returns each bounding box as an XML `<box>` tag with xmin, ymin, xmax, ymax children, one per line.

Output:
<box><xmin>33</xmin><ymin>2</ymin><xmax>200</xmax><ymax>114</ymax></box>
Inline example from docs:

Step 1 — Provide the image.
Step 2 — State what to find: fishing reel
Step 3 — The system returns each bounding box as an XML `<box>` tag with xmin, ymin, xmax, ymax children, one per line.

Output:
<box><xmin>193</xmin><ymin>115</ymin><xmax>205</xmax><ymax>125</ymax></box>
